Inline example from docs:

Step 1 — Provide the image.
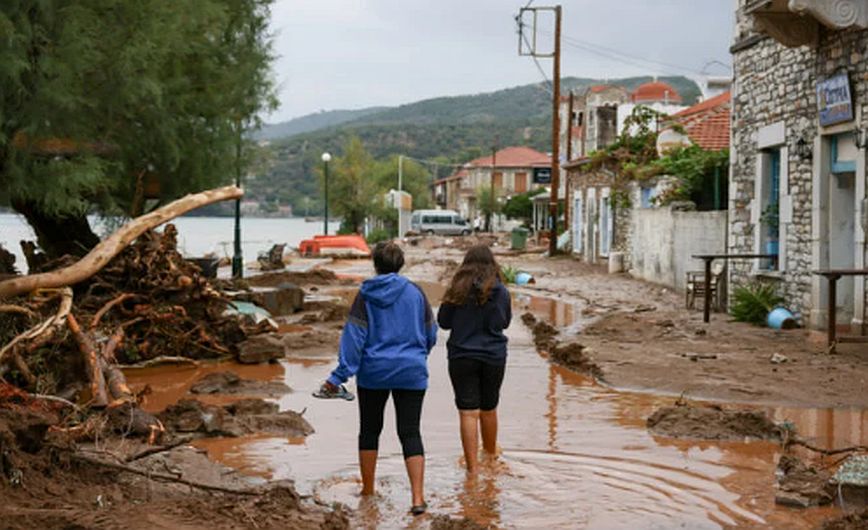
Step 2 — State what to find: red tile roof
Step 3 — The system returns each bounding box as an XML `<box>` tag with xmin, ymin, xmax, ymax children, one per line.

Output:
<box><xmin>671</xmin><ymin>91</ymin><xmax>730</xmax><ymax>151</ymax></box>
<box><xmin>631</xmin><ymin>81</ymin><xmax>682</xmax><ymax>104</ymax></box>
<box><xmin>469</xmin><ymin>146</ymin><xmax>551</xmax><ymax>168</ymax></box>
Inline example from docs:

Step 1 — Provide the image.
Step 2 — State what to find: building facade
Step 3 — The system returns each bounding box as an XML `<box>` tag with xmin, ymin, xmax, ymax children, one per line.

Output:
<box><xmin>729</xmin><ymin>0</ymin><xmax>868</xmax><ymax>328</ymax></box>
<box><xmin>432</xmin><ymin>146</ymin><xmax>551</xmax><ymax>222</ymax></box>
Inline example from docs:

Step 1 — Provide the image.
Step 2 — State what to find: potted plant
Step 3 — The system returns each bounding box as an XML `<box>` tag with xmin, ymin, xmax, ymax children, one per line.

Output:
<box><xmin>731</xmin><ymin>283</ymin><xmax>796</xmax><ymax>328</ymax></box>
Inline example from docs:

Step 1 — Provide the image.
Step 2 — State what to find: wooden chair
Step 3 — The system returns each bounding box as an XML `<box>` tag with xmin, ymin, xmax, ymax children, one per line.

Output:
<box><xmin>686</xmin><ymin>261</ymin><xmax>725</xmax><ymax>310</ymax></box>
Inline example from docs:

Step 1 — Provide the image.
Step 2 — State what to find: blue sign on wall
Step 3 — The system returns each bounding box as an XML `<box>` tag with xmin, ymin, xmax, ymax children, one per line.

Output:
<box><xmin>817</xmin><ymin>72</ymin><xmax>853</xmax><ymax>127</ymax></box>
<box><xmin>533</xmin><ymin>167</ymin><xmax>552</xmax><ymax>184</ymax></box>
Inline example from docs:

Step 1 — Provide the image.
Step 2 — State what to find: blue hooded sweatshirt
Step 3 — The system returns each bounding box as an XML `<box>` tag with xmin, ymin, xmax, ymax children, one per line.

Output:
<box><xmin>327</xmin><ymin>273</ymin><xmax>437</xmax><ymax>390</ymax></box>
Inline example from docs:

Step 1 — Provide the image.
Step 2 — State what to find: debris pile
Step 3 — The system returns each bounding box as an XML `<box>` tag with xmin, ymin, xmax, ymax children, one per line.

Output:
<box><xmin>646</xmin><ymin>402</ymin><xmax>783</xmax><ymax>441</ymax></box>
<box><xmin>775</xmin><ymin>454</ymin><xmax>834</xmax><ymax>507</ymax></box>
<box><xmin>0</xmin><ymin>226</ymin><xmax>246</xmax><ymax>405</ymax></box>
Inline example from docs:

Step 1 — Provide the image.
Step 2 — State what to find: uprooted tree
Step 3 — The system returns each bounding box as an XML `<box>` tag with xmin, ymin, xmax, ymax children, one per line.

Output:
<box><xmin>0</xmin><ymin>186</ymin><xmax>245</xmax><ymax>443</ymax></box>
<box><xmin>0</xmin><ymin>0</ymin><xmax>277</xmax><ymax>260</ymax></box>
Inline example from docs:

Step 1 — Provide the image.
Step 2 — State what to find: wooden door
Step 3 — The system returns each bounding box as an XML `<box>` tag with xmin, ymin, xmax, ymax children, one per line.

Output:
<box><xmin>514</xmin><ymin>172</ymin><xmax>528</xmax><ymax>193</ymax></box>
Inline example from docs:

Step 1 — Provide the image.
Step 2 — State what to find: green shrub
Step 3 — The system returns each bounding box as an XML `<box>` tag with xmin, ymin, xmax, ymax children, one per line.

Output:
<box><xmin>501</xmin><ymin>265</ymin><xmax>518</xmax><ymax>284</ymax></box>
<box><xmin>366</xmin><ymin>229</ymin><xmax>393</xmax><ymax>245</ymax></box>
<box><xmin>730</xmin><ymin>283</ymin><xmax>784</xmax><ymax>325</ymax></box>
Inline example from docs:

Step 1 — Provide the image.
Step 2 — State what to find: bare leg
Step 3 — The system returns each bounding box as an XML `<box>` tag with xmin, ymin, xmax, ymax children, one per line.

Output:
<box><xmin>359</xmin><ymin>450</ymin><xmax>378</xmax><ymax>496</ymax></box>
<box><xmin>404</xmin><ymin>455</ymin><xmax>425</xmax><ymax>506</ymax></box>
<box><xmin>480</xmin><ymin>409</ymin><xmax>498</xmax><ymax>455</ymax></box>
<box><xmin>459</xmin><ymin>409</ymin><xmax>480</xmax><ymax>472</ymax></box>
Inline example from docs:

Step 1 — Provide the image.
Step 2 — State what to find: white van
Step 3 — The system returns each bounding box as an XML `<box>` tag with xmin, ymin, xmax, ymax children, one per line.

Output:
<box><xmin>410</xmin><ymin>209</ymin><xmax>471</xmax><ymax>236</ymax></box>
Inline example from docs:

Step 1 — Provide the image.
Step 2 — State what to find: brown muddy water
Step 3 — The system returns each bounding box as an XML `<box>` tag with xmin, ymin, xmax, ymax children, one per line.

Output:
<box><xmin>126</xmin><ymin>290</ymin><xmax>868</xmax><ymax>529</ymax></box>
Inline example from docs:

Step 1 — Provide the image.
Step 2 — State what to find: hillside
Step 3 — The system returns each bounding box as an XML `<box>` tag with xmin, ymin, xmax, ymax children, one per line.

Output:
<box><xmin>255</xmin><ymin>107</ymin><xmax>388</xmax><ymax>140</ymax></box>
<box><xmin>244</xmin><ymin>76</ymin><xmax>703</xmax><ymax>216</ymax></box>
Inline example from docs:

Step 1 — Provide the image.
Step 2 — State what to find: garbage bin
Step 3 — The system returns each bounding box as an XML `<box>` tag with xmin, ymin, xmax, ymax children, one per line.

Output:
<box><xmin>511</xmin><ymin>227</ymin><xmax>529</xmax><ymax>251</ymax></box>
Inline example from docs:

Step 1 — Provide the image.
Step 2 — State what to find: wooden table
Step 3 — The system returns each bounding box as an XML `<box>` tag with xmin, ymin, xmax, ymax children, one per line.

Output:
<box><xmin>692</xmin><ymin>254</ymin><xmax>779</xmax><ymax>323</ymax></box>
<box><xmin>812</xmin><ymin>269</ymin><xmax>868</xmax><ymax>353</ymax></box>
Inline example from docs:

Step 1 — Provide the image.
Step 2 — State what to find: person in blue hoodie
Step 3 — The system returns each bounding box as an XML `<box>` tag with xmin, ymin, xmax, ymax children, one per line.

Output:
<box><xmin>437</xmin><ymin>245</ymin><xmax>511</xmax><ymax>473</ymax></box>
<box><xmin>318</xmin><ymin>242</ymin><xmax>437</xmax><ymax>515</ymax></box>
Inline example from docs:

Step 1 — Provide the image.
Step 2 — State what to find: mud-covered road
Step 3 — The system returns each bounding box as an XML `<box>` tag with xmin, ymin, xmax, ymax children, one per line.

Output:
<box><xmin>128</xmin><ymin>248</ymin><xmax>868</xmax><ymax>529</ymax></box>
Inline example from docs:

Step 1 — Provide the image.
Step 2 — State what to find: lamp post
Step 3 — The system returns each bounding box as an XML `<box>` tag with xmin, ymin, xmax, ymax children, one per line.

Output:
<box><xmin>321</xmin><ymin>152</ymin><xmax>331</xmax><ymax>236</ymax></box>
<box><xmin>231</xmin><ymin>120</ymin><xmax>243</xmax><ymax>279</ymax></box>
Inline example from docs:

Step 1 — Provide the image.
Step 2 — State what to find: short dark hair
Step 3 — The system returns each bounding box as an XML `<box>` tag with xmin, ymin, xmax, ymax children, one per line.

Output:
<box><xmin>373</xmin><ymin>242</ymin><xmax>404</xmax><ymax>274</ymax></box>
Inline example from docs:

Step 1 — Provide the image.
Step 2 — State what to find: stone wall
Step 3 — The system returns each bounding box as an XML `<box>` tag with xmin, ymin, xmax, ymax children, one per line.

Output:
<box><xmin>730</xmin><ymin>0</ymin><xmax>868</xmax><ymax>323</ymax></box>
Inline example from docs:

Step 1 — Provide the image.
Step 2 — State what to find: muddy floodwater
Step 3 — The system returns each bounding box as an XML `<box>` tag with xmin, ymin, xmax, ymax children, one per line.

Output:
<box><xmin>127</xmin><ymin>291</ymin><xmax>868</xmax><ymax>529</ymax></box>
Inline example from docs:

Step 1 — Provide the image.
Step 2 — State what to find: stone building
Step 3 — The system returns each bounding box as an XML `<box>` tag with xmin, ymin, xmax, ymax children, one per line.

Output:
<box><xmin>566</xmin><ymin>92</ymin><xmax>731</xmax><ymax>271</ymax></box>
<box><xmin>729</xmin><ymin>0</ymin><xmax>868</xmax><ymax>329</ymax></box>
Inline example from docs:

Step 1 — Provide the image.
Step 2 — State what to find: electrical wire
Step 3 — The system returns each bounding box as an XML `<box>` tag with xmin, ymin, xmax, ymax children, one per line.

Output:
<box><xmin>535</xmin><ymin>26</ymin><xmax>731</xmax><ymax>77</ymax></box>
<box><xmin>516</xmin><ymin>15</ymin><xmax>553</xmax><ymax>94</ymax></box>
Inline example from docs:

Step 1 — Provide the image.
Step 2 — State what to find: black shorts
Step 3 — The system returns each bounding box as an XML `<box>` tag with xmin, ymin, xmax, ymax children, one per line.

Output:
<box><xmin>448</xmin><ymin>358</ymin><xmax>506</xmax><ymax>411</ymax></box>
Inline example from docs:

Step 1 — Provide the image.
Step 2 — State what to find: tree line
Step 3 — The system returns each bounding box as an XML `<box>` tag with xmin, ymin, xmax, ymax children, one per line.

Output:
<box><xmin>0</xmin><ymin>0</ymin><xmax>276</xmax><ymax>261</ymax></box>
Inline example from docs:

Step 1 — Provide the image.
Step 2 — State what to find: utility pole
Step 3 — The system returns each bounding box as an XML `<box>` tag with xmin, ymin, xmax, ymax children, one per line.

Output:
<box><xmin>564</xmin><ymin>89</ymin><xmax>574</xmax><ymax>234</ymax></box>
<box><xmin>517</xmin><ymin>4</ymin><xmax>562</xmax><ymax>256</ymax></box>
<box><xmin>548</xmin><ymin>5</ymin><xmax>561</xmax><ymax>256</ymax></box>
<box><xmin>397</xmin><ymin>154</ymin><xmax>403</xmax><ymax>237</ymax></box>
<box><xmin>489</xmin><ymin>143</ymin><xmax>497</xmax><ymax>233</ymax></box>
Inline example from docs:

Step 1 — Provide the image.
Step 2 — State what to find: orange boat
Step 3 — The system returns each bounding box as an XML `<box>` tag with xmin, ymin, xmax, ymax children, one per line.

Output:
<box><xmin>298</xmin><ymin>234</ymin><xmax>371</xmax><ymax>258</ymax></box>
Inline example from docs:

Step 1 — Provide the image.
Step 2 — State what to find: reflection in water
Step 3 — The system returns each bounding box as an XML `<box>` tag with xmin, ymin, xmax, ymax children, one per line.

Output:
<box><xmin>129</xmin><ymin>301</ymin><xmax>865</xmax><ymax>529</ymax></box>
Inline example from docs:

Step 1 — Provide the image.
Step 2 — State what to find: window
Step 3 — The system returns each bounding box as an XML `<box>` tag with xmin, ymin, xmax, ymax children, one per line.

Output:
<box><xmin>760</xmin><ymin>149</ymin><xmax>781</xmax><ymax>269</ymax></box>
<box><xmin>515</xmin><ymin>172</ymin><xmax>528</xmax><ymax>193</ymax></box>
<box><xmin>600</xmin><ymin>191</ymin><xmax>613</xmax><ymax>257</ymax></box>
<box><xmin>640</xmin><ymin>187</ymin><xmax>657</xmax><ymax>208</ymax></box>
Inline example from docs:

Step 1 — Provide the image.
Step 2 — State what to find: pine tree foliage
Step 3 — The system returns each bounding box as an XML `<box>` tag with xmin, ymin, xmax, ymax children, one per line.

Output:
<box><xmin>0</xmin><ymin>0</ymin><xmax>277</xmax><ymax>220</ymax></box>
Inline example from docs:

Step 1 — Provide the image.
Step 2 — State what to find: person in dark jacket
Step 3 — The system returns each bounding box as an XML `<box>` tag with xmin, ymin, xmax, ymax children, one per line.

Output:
<box><xmin>437</xmin><ymin>244</ymin><xmax>511</xmax><ymax>473</ymax></box>
<box><xmin>319</xmin><ymin>242</ymin><xmax>437</xmax><ymax>515</ymax></box>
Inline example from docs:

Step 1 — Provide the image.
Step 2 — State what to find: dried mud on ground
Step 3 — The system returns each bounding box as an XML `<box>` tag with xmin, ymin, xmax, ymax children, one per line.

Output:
<box><xmin>819</xmin><ymin>509</ymin><xmax>868</xmax><ymax>530</ymax></box>
<box><xmin>0</xmin><ymin>385</ymin><xmax>346</xmax><ymax>530</ymax></box>
<box><xmin>645</xmin><ymin>402</ymin><xmax>783</xmax><ymax>441</ymax></box>
<box><xmin>395</xmin><ymin>241</ymin><xmax>868</xmax><ymax>408</ymax></box>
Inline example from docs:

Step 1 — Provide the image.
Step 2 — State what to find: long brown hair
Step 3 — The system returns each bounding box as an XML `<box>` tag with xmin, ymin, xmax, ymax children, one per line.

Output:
<box><xmin>443</xmin><ymin>245</ymin><xmax>503</xmax><ymax>306</ymax></box>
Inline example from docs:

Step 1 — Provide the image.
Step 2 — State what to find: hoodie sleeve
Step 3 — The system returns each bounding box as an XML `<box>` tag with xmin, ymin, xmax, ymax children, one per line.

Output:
<box><xmin>327</xmin><ymin>293</ymin><xmax>368</xmax><ymax>387</ymax></box>
<box><xmin>421</xmin><ymin>290</ymin><xmax>437</xmax><ymax>352</ymax></box>
<box><xmin>488</xmin><ymin>284</ymin><xmax>512</xmax><ymax>331</ymax></box>
<box><xmin>437</xmin><ymin>303</ymin><xmax>455</xmax><ymax>330</ymax></box>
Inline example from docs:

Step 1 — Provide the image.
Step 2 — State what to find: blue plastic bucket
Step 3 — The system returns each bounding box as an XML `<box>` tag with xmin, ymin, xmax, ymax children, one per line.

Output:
<box><xmin>767</xmin><ymin>307</ymin><xmax>797</xmax><ymax>329</ymax></box>
<box><xmin>515</xmin><ymin>272</ymin><xmax>534</xmax><ymax>286</ymax></box>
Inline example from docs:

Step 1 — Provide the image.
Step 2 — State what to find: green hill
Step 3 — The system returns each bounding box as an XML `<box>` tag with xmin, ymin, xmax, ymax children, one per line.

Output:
<box><xmin>245</xmin><ymin>76</ymin><xmax>702</xmax><ymax>216</ymax></box>
<box><xmin>254</xmin><ymin>107</ymin><xmax>389</xmax><ymax>140</ymax></box>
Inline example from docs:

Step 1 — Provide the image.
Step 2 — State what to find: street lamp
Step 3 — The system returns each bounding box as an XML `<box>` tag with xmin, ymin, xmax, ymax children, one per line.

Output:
<box><xmin>321</xmin><ymin>152</ymin><xmax>331</xmax><ymax>236</ymax></box>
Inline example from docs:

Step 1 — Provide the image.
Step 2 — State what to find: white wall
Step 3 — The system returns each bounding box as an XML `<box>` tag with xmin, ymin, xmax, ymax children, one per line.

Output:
<box><xmin>630</xmin><ymin>208</ymin><xmax>727</xmax><ymax>291</ymax></box>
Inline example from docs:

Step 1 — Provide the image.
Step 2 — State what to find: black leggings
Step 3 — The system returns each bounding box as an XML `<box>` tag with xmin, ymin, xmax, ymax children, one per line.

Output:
<box><xmin>357</xmin><ymin>387</ymin><xmax>425</xmax><ymax>459</ymax></box>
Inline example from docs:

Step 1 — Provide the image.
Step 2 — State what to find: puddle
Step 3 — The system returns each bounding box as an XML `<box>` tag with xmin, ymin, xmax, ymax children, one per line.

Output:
<box><xmin>127</xmin><ymin>312</ymin><xmax>867</xmax><ymax>529</ymax></box>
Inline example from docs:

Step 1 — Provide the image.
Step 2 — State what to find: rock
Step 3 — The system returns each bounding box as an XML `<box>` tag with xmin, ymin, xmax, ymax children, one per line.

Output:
<box><xmin>237</xmin><ymin>334</ymin><xmax>286</xmax><ymax>364</ymax></box>
<box><xmin>234</xmin><ymin>283</ymin><xmax>304</xmax><ymax>316</ymax></box>
<box><xmin>775</xmin><ymin>455</ymin><xmax>834</xmax><ymax>507</ymax></box>
<box><xmin>225</xmin><ymin>398</ymin><xmax>279</xmax><ymax>416</ymax></box>
<box><xmin>158</xmin><ymin>399</ymin><xmax>231</xmax><ymax>435</ymax></box>
<box><xmin>430</xmin><ymin>514</ymin><xmax>488</xmax><ymax>530</ymax></box>
<box><xmin>550</xmin><ymin>342</ymin><xmax>602</xmax><ymax>378</ymax></box>
<box><xmin>770</xmin><ymin>352</ymin><xmax>789</xmax><ymax>364</ymax></box>
<box><xmin>159</xmin><ymin>398</ymin><xmax>313</xmax><ymax>438</ymax></box>
<box><xmin>191</xmin><ymin>372</ymin><xmax>242</xmax><ymax>394</ymax></box>
<box><xmin>189</xmin><ymin>371</ymin><xmax>291</xmax><ymax>397</ymax></box>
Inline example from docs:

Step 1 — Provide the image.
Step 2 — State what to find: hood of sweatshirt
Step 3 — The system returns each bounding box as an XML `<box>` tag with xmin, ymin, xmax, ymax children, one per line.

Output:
<box><xmin>360</xmin><ymin>273</ymin><xmax>410</xmax><ymax>308</ymax></box>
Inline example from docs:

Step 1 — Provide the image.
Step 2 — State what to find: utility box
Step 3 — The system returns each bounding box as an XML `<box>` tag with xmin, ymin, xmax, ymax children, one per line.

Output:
<box><xmin>511</xmin><ymin>227</ymin><xmax>529</xmax><ymax>251</ymax></box>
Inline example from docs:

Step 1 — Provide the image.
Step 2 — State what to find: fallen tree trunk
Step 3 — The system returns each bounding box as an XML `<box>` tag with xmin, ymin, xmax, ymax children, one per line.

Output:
<box><xmin>67</xmin><ymin>313</ymin><xmax>109</xmax><ymax>408</ymax></box>
<box><xmin>0</xmin><ymin>186</ymin><xmax>243</xmax><ymax>299</ymax></box>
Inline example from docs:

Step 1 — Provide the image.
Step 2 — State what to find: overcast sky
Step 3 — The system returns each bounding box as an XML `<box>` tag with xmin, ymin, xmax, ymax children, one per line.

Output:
<box><xmin>268</xmin><ymin>0</ymin><xmax>735</xmax><ymax>123</ymax></box>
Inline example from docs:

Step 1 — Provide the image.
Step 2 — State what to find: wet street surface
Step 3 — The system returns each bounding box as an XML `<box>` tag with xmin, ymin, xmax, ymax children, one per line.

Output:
<box><xmin>127</xmin><ymin>290</ymin><xmax>868</xmax><ymax>529</ymax></box>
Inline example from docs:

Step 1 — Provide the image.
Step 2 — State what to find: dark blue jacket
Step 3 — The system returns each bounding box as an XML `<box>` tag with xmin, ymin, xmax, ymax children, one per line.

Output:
<box><xmin>328</xmin><ymin>274</ymin><xmax>437</xmax><ymax>390</ymax></box>
<box><xmin>437</xmin><ymin>281</ymin><xmax>511</xmax><ymax>364</ymax></box>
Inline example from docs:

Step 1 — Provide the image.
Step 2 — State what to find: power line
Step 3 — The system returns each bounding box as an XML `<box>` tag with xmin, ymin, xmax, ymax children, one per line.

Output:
<box><xmin>516</xmin><ymin>16</ymin><xmax>553</xmax><ymax>94</ymax></box>
<box><xmin>536</xmin><ymin>26</ymin><xmax>731</xmax><ymax>77</ymax></box>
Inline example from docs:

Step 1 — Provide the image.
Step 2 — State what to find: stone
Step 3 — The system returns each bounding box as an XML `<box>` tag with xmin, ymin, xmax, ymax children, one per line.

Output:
<box><xmin>237</xmin><ymin>334</ymin><xmax>286</xmax><ymax>364</ymax></box>
<box><xmin>234</xmin><ymin>283</ymin><xmax>304</xmax><ymax>316</ymax></box>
